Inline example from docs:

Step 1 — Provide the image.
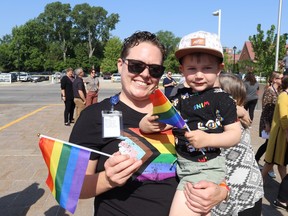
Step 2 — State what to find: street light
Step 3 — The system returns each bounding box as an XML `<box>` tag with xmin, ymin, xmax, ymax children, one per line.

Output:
<box><xmin>274</xmin><ymin>0</ymin><xmax>283</xmax><ymax>71</ymax></box>
<box><xmin>233</xmin><ymin>46</ymin><xmax>237</xmax><ymax>73</ymax></box>
<box><xmin>212</xmin><ymin>9</ymin><xmax>221</xmax><ymax>40</ymax></box>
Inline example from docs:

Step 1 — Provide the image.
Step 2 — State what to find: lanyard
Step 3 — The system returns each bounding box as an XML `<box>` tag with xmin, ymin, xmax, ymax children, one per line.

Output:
<box><xmin>110</xmin><ymin>93</ymin><xmax>120</xmax><ymax>111</ymax></box>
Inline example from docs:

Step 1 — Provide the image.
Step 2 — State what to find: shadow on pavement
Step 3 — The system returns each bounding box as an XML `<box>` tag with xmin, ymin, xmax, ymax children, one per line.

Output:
<box><xmin>44</xmin><ymin>206</ymin><xmax>69</xmax><ymax>216</ymax></box>
<box><xmin>0</xmin><ymin>183</ymin><xmax>44</xmax><ymax>216</ymax></box>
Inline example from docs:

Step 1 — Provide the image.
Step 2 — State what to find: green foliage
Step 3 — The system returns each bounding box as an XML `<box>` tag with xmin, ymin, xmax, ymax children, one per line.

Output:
<box><xmin>0</xmin><ymin>2</ymin><xmax>119</xmax><ymax>72</ymax></box>
<box><xmin>249</xmin><ymin>24</ymin><xmax>288</xmax><ymax>77</ymax></box>
<box><xmin>101</xmin><ymin>37</ymin><xmax>122</xmax><ymax>73</ymax></box>
<box><xmin>156</xmin><ymin>31</ymin><xmax>181</xmax><ymax>73</ymax></box>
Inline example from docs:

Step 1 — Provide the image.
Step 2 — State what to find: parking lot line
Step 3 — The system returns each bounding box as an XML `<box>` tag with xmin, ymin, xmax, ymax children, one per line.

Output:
<box><xmin>0</xmin><ymin>105</ymin><xmax>49</xmax><ymax>132</ymax></box>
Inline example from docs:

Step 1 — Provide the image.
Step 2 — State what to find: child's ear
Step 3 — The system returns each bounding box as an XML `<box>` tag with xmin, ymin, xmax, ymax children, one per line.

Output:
<box><xmin>179</xmin><ymin>65</ymin><xmax>184</xmax><ymax>73</ymax></box>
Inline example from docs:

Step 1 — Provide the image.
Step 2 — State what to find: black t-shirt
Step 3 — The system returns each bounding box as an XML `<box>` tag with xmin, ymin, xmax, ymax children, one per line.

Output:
<box><xmin>69</xmin><ymin>96</ymin><xmax>178</xmax><ymax>216</ymax></box>
<box><xmin>60</xmin><ymin>75</ymin><xmax>74</xmax><ymax>100</ymax></box>
<box><xmin>73</xmin><ymin>76</ymin><xmax>86</xmax><ymax>98</ymax></box>
<box><xmin>163</xmin><ymin>77</ymin><xmax>176</xmax><ymax>98</ymax></box>
<box><xmin>171</xmin><ymin>87</ymin><xmax>237</xmax><ymax>159</ymax></box>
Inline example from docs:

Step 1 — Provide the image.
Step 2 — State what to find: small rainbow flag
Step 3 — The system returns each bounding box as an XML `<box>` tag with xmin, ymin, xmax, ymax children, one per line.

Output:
<box><xmin>150</xmin><ymin>89</ymin><xmax>186</xmax><ymax>129</ymax></box>
<box><xmin>39</xmin><ymin>135</ymin><xmax>91</xmax><ymax>214</ymax></box>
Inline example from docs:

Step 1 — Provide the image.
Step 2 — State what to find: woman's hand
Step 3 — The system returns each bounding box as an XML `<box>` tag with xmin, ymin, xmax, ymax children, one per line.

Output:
<box><xmin>183</xmin><ymin>181</ymin><xmax>227</xmax><ymax>214</ymax></box>
<box><xmin>104</xmin><ymin>152</ymin><xmax>143</xmax><ymax>188</ymax></box>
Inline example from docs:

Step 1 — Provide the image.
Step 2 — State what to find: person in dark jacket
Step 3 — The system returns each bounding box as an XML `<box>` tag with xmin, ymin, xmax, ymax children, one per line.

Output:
<box><xmin>60</xmin><ymin>67</ymin><xmax>75</xmax><ymax>126</ymax></box>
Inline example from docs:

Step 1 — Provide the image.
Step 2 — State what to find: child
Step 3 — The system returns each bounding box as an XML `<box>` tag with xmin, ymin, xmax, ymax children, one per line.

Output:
<box><xmin>212</xmin><ymin>73</ymin><xmax>263</xmax><ymax>216</ymax></box>
<box><xmin>140</xmin><ymin>31</ymin><xmax>241</xmax><ymax>216</ymax></box>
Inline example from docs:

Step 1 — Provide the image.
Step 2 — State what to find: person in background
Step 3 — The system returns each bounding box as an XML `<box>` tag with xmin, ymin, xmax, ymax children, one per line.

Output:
<box><xmin>243</xmin><ymin>71</ymin><xmax>259</xmax><ymax>122</ymax></box>
<box><xmin>282</xmin><ymin>50</ymin><xmax>288</xmax><ymax>74</ymax></box>
<box><xmin>261</xmin><ymin>76</ymin><xmax>288</xmax><ymax>182</ymax></box>
<box><xmin>212</xmin><ymin>73</ymin><xmax>263</xmax><ymax>216</ymax></box>
<box><xmin>273</xmin><ymin>174</ymin><xmax>288</xmax><ymax>211</ymax></box>
<box><xmin>60</xmin><ymin>67</ymin><xmax>75</xmax><ymax>126</ymax></box>
<box><xmin>73</xmin><ymin>67</ymin><xmax>86</xmax><ymax>122</ymax></box>
<box><xmin>69</xmin><ymin>31</ymin><xmax>229</xmax><ymax>216</ymax></box>
<box><xmin>255</xmin><ymin>71</ymin><xmax>283</xmax><ymax>178</ymax></box>
<box><xmin>85</xmin><ymin>68</ymin><xmax>100</xmax><ymax>107</ymax></box>
<box><xmin>163</xmin><ymin>71</ymin><xmax>177</xmax><ymax>97</ymax></box>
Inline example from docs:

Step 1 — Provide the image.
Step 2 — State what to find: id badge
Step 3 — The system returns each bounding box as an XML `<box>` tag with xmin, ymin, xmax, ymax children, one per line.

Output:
<box><xmin>102</xmin><ymin>110</ymin><xmax>123</xmax><ymax>138</ymax></box>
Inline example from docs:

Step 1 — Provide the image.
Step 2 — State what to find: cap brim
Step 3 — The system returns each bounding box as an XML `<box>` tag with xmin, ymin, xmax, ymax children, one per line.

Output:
<box><xmin>175</xmin><ymin>47</ymin><xmax>223</xmax><ymax>60</ymax></box>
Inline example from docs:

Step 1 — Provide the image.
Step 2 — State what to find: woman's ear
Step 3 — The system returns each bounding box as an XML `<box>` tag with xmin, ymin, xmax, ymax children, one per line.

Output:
<box><xmin>117</xmin><ymin>58</ymin><xmax>123</xmax><ymax>75</ymax></box>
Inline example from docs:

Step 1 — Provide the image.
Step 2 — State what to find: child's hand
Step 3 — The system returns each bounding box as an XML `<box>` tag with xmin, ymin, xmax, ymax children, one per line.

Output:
<box><xmin>139</xmin><ymin>113</ymin><xmax>167</xmax><ymax>134</ymax></box>
<box><xmin>184</xmin><ymin>130</ymin><xmax>208</xmax><ymax>149</ymax></box>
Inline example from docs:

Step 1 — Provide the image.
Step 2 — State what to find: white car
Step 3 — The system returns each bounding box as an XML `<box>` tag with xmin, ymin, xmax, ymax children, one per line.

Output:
<box><xmin>18</xmin><ymin>72</ymin><xmax>32</xmax><ymax>82</ymax></box>
<box><xmin>111</xmin><ymin>73</ymin><xmax>121</xmax><ymax>82</ymax></box>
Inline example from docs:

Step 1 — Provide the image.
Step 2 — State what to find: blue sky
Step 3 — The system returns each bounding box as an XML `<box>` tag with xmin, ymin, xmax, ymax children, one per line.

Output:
<box><xmin>1</xmin><ymin>0</ymin><xmax>287</xmax><ymax>52</ymax></box>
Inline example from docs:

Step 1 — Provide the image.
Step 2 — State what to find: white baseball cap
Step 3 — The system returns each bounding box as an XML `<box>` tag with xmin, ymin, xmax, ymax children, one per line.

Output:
<box><xmin>175</xmin><ymin>31</ymin><xmax>223</xmax><ymax>60</ymax></box>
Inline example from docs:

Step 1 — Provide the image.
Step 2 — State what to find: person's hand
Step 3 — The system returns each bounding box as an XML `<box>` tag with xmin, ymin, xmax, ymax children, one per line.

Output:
<box><xmin>104</xmin><ymin>152</ymin><xmax>143</xmax><ymax>188</ymax></box>
<box><xmin>139</xmin><ymin>113</ymin><xmax>166</xmax><ymax>133</ymax></box>
<box><xmin>264</xmin><ymin>123</ymin><xmax>271</xmax><ymax>133</ymax></box>
<box><xmin>184</xmin><ymin>130</ymin><xmax>209</xmax><ymax>149</ymax></box>
<box><xmin>183</xmin><ymin>181</ymin><xmax>227</xmax><ymax>214</ymax></box>
<box><xmin>237</xmin><ymin>106</ymin><xmax>252</xmax><ymax>128</ymax></box>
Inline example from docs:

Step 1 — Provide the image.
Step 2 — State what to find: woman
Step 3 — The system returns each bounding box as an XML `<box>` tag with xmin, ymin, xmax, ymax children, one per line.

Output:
<box><xmin>255</xmin><ymin>71</ymin><xmax>283</xmax><ymax>175</ymax></box>
<box><xmin>85</xmin><ymin>68</ymin><xmax>100</xmax><ymax>106</ymax></box>
<box><xmin>60</xmin><ymin>67</ymin><xmax>75</xmax><ymax>126</ymax></box>
<box><xmin>262</xmin><ymin>76</ymin><xmax>288</xmax><ymax>181</ymax></box>
<box><xmin>69</xmin><ymin>31</ymin><xmax>228</xmax><ymax>216</ymax></box>
<box><xmin>243</xmin><ymin>72</ymin><xmax>259</xmax><ymax>122</ymax></box>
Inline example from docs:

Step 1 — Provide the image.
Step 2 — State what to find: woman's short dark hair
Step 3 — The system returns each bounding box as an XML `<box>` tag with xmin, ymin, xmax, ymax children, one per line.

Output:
<box><xmin>120</xmin><ymin>31</ymin><xmax>166</xmax><ymax>63</ymax></box>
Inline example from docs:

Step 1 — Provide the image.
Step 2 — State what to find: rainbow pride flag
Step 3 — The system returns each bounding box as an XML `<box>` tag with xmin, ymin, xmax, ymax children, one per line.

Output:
<box><xmin>150</xmin><ymin>89</ymin><xmax>186</xmax><ymax>129</ymax></box>
<box><xmin>39</xmin><ymin>135</ymin><xmax>91</xmax><ymax>214</ymax></box>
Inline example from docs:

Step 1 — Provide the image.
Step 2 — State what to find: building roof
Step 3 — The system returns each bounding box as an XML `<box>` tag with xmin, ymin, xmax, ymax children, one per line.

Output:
<box><xmin>239</xmin><ymin>41</ymin><xmax>255</xmax><ymax>61</ymax></box>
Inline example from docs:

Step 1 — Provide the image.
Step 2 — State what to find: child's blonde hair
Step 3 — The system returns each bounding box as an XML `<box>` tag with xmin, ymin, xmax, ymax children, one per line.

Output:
<box><xmin>219</xmin><ymin>73</ymin><xmax>246</xmax><ymax>106</ymax></box>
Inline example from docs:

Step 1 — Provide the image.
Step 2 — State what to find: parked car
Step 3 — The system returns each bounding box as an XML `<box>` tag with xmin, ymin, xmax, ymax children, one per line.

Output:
<box><xmin>103</xmin><ymin>72</ymin><xmax>112</xmax><ymax>80</ymax></box>
<box><xmin>9</xmin><ymin>72</ymin><xmax>18</xmax><ymax>82</ymax></box>
<box><xmin>52</xmin><ymin>71</ymin><xmax>65</xmax><ymax>80</ymax></box>
<box><xmin>18</xmin><ymin>72</ymin><xmax>32</xmax><ymax>82</ymax></box>
<box><xmin>111</xmin><ymin>73</ymin><xmax>121</xmax><ymax>82</ymax></box>
<box><xmin>31</xmin><ymin>76</ymin><xmax>46</xmax><ymax>83</ymax></box>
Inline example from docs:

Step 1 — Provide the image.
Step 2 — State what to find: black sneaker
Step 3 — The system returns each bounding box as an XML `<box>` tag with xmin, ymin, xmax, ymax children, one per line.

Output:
<box><xmin>273</xmin><ymin>200</ymin><xmax>288</xmax><ymax>211</ymax></box>
<box><xmin>65</xmin><ymin>122</ymin><xmax>70</xmax><ymax>126</ymax></box>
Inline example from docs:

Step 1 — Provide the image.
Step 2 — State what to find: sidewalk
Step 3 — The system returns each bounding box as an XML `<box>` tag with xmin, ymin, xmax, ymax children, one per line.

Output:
<box><xmin>0</xmin><ymin>83</ymin><xmax>286</xmax><ymax>215</ymax></box>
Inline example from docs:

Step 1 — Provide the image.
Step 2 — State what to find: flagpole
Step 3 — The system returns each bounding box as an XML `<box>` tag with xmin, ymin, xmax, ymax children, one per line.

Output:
<box><xmin>38</xmin><ymin>134</ymin><xmax>113</xmax><ymax>157</ymax></box>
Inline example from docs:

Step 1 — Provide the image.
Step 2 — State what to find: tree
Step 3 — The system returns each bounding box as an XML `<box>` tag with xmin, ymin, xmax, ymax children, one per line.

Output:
<box><xmin>101</xmin><ymin>37</ymin><xmax>122</xmax><ymax>73</ymax></box>
<box><xmin>249</xmin><ymin>24</ymin><xmax>288</xmax><ymax>77</ymax></box>
<box><xmin>156</xmin><ymin>31</ymin><xmax>180</xmax><ymax>73</ymax></box>
<box><xmin>38</xmin><ymin>2</ymin><xmax>72</xmax><ymax>62</ymax></box>
<box><xmin>70</xmin><ymin>3</ymin><xmax>119</xmax><ymax>64</ymax></box>
<box><xmin>0</xmin><ymin>35</ymin><xmax>14</xmax><ymax>71</ymax></box>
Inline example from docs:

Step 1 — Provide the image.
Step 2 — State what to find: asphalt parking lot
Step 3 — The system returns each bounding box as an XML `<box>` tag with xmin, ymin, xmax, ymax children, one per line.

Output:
<box><xmin>0</xmin><ymin>79</ymin><xmax>286</xmax><ymax>216</ymax></box>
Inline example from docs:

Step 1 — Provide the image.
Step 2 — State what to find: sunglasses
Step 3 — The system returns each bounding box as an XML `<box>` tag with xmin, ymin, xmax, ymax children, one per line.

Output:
<box><xmin>122</xmin><ymin>58</ymin><xmax>165</xmax><ymax>78</ymax></box>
